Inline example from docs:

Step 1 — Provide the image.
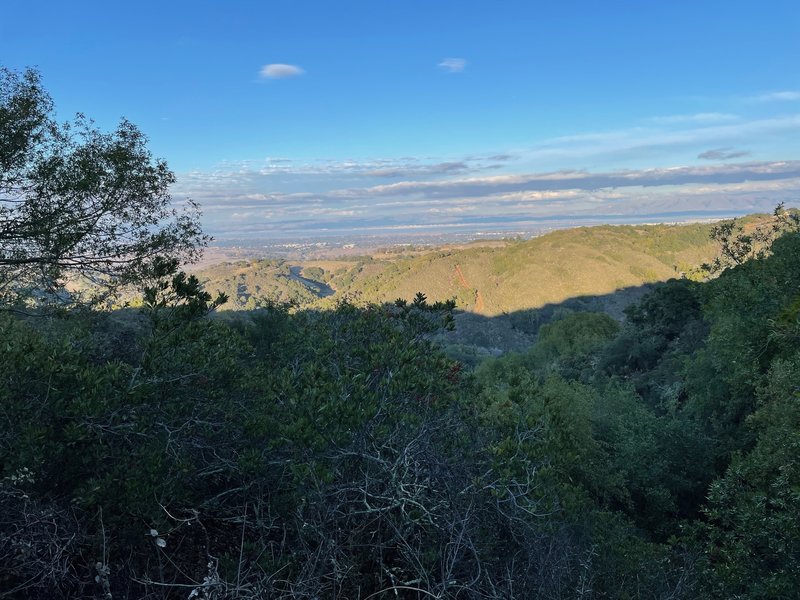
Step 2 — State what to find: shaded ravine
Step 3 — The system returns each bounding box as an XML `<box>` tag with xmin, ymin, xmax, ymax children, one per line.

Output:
<box><xmin>288</xmin><ymin>266</ymin><xmax>336</xmax><ymax>297</ymax></box>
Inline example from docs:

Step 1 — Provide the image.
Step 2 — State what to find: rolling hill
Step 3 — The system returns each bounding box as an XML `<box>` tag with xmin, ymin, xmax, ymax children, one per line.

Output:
<box><xmin>196</xmin><ymin>220</ymin><xmax>720</xmax><ymax>314</ymax></box>
<box><xmin>330</xmin><ymin>222</ymin><xmax>718</xmax><ymax>315</ymax></box>
<box><xmin>190</xmin><ymin>219</ymin><xmax>730</xmax><ymax>360</ymax></box>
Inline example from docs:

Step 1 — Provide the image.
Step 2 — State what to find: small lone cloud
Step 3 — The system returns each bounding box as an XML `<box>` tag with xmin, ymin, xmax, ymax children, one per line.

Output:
<box><xmin>750</xmin><ymin>91</ymin><xmax>800</xmax><ymax>102</ymax></box>
<box><xmin>697</xmin><ymin>147</ymin><xmax>751</xmax><ymax>161</ymax></box>
<box><xmin>438</xmin><ymin>58</ymin><xmax>467</xmax><ymax>73</ymax></box>
<box><xmin>259</xmin><ymin>64</ymin><xmax>305</xmax><ymax>79</ymax></box>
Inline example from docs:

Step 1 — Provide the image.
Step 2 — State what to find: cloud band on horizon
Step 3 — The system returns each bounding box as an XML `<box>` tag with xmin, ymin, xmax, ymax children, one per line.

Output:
<box><xmin>174</xmin><ymin>160</ymin><xmax>800</xmax><ymax>239</ymax></box>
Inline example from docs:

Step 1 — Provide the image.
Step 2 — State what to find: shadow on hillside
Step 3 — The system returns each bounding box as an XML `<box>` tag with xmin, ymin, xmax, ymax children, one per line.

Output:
<box><xmin>102</xmin><ymin>280</ymin><xmax>666</xmax><ymax>369</ymax></box>
<box><xmin>432</xmin><ymin>282</ymin><xmax>660</xmax><ymax>365</ymax></box>
<box><xmin>200</xmin><ymin>280</ymin><xmax>662</xmax><ymax>366</ymax></box>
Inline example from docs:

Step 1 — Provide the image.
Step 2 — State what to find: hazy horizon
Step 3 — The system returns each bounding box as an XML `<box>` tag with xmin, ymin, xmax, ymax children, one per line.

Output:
<box><xmin>210</xmin><ymin>207</ymin><xmax>781</xmax><ymax>249</ymax></box>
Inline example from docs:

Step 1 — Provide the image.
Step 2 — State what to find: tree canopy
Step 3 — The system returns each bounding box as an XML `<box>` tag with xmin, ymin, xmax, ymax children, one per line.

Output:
<box><xmin>0</xmin><ymin>67</ymin><xmax>207</xmax><ymax>306</ymax></box>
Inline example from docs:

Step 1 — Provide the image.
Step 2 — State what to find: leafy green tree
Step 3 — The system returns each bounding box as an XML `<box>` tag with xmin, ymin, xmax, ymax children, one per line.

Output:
<box><xmin>527</xmin><ymin>311</ymin><xmax>619</xmax><ymax>378</ymax></box>
<box><xmin>0</xmin><ymin>67</ymin><xmax>207</xmax><ymax>306</ymax></box>
<box><xmin>702</xmin><ymin>355</ymin><xmax>800</xmax><ymax>598</ymax></box>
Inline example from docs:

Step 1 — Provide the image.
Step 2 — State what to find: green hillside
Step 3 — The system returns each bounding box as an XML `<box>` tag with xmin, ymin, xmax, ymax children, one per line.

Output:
<box><xmin>197</xmin><ymin>214</ymin><xmax>797</xmax><ymax>363</ymax></box>
<box><xmin>196</xmin><ymin>222</ymin><xmax>721</xmax><ymax>316</ymax></box>
<box><xmin>335</xmin><ymin>222</ymin><xmax>718</xmax><ymax>315</ymax></box>
<box><xmin>187</xmin><ymin>221</ymin><xmax>734</xmax><ymax>361</ymax></box>
<box><xmin>195</xmin><ymin>259</ymin><xmax>324</xmax><ymax>309</ymax></box>
<box><xmin>192</xmin><ymin>221</ymin><xmax>728</xmax><ymax>359</ymax></box>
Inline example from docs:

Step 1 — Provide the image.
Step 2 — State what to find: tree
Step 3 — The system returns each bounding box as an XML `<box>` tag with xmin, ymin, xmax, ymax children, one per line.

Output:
<box><xmin>0</xmin><ymin>67</ymin><xmax>207</xmax><ymax>306</ymax></box>
<box><xmin>702</xmin><ymin>203</ymin><xmax>800</xmax><ymax>276</ymax></box>
<box><xmin>702</xmin><ymin>355</ymin><xmax>800</xmax><ymax>598</ymax></box>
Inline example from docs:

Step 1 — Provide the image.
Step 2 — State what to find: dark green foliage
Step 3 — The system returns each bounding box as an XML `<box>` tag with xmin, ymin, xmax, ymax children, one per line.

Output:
<box><xmin>701</xmin><ymin>355</ymin><xmax>800</xmax><ymax>599</ymax></box>
<box><xmin>599</xmin><ymin>279</ymin><xmax>707</xmax><ymax>411</ymax></box>
<box><xmin>0</xmin><ymin>276</ymin><xmax>695</xmax><ymax>598</ymax></box>
<box><xmin>531</xmin><ymin>312</ymin><xmax>619</xmax><ymax>370</ymax></box>
<box><xmin>142</xmin><ymin>256</ymin><xmax>228</xmax><ymax>321</ymax></box>
<box><xmin>473</xmin><ymin>228</ymin><xmax>800</xmax><ymax>597</ymax></box>
<box><xmin>0</xmin><ymin>284</ymin><xmax>487</xmax><ymax>597</ymax></box>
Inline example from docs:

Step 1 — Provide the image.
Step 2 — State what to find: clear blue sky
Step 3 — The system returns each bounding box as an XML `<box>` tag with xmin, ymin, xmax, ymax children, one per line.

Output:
<box><xmin>3</xmin><ymin>1</ymin><xmax>800</xmax><ymax>239</ymax></box>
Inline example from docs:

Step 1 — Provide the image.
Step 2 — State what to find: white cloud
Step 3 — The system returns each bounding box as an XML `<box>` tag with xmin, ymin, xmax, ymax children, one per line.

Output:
<box><xmin>697</xmin><ymin>147</ymin><xmax>750</xmax><ymax>161</ymax></box>
<box><xmin>750</xmin><ymin>91</ymin><xmax>800</xmax><ymax>102</ymax></box>
<box><xmin>174</xmin><ymin>160</ymin><xmax>800</xmax><ymax>240</ymax></box>
<box><xmin>438</xmin><ymin>58</ymin><xmax>467</xmax><ymax>73</ymax></box>
<box><xmin>330</xmin><ymin>161</ymin><xmax>800</xmax><ymax>200</ymax></box>
<box><xmin>649</xmin><ymin>112</ymin><xmax>739</xmax><ymax>124</ymax></box>
<box><xmin>523</xmin><ymin>114</ymin><xmax>800</xmax><ymax>165</ymax></box>
<box><xmin>178</xmin><ymin>160</ymin><xmax>800</xmax><ymax>212</ymax></box>
<box><xmin>259</xmin><ymin>63</ymin><xmax>305</xmax><ymax>79</ymax></box>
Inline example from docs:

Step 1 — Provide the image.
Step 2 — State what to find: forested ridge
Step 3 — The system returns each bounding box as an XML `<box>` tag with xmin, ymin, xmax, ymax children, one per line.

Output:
<box><xmin>3</xmin><ymin>66</ymin><xmax>800</xmax><ymax>599</ymax></box>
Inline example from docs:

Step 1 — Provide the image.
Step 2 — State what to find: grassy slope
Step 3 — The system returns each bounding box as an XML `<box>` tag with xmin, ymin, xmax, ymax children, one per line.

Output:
<box><xmin>197</xmin><ymin>259</ymin><xmax>319</xmax><ymax>309</ymax></box>
<box><xmin>196</xmin><ymin>223</ymin><xmax>721</xmax><ymax>314</ymax></box>
<box><xmin>192</xmin><ymin>221</ymin><xmax>726</xmax><ymax>360</ymax></box>
<box><xmin>337</xmin><ymin>223</ymin><xmax>717</xmax><ymax>316</ymax></box>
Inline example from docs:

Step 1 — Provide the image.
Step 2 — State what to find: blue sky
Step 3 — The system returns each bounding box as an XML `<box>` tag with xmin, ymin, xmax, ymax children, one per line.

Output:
<box><xmin>3</xmin><ymin>1</ymin><xmax>800</xmax><ymax>240</ymax></box>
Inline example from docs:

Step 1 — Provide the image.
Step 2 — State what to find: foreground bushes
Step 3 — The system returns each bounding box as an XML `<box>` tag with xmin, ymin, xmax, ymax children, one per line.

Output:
<box><xmin>2</xmin><ymin>234</ymin><xmax>800</xmax><ymax>598</ymax></box>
